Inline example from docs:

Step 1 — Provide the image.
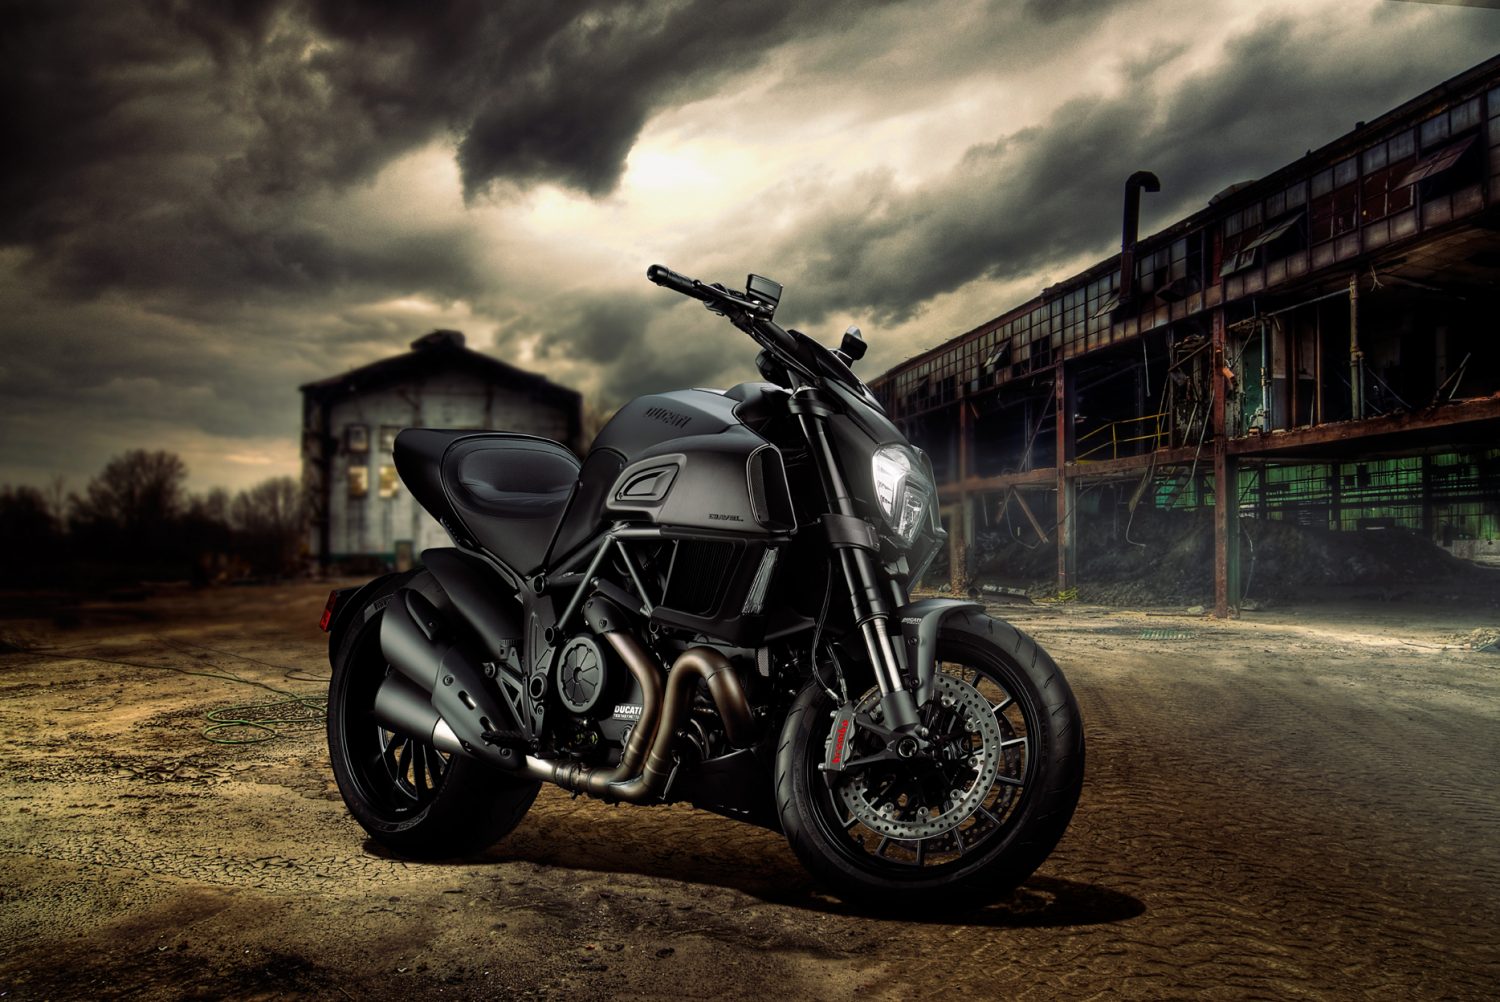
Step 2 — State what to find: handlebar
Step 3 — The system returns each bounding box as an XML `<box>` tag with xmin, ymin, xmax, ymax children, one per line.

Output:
<box><xmin>647</xmin><ymin>263</ymin><xmax>814</xmax><ymax>379</ymax></box>
<box><xmin>645</xmin><ymin>264</ymin><xmax>704</xmax><ymax>301</ymax></box>
<box><xmin>647</xmin><ymin>263</ymin><xmax>774</xmax><ymax>318</ymax></box>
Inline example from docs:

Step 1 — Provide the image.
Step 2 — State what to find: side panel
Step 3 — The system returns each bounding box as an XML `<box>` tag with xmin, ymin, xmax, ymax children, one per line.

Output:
<box><xmin>605</xmin><ymin>428</ymin><xmax>792</xmax><ymax>535</ymax></box>
<box><xmin>544</xmin><ymin>448</ymin><xmax>627</xmax><ymax>567</ymax></box>
<box><xmin>548</xmin><ymin>388</ymin><xmax>795</xmax><ymax>566</ymax></box>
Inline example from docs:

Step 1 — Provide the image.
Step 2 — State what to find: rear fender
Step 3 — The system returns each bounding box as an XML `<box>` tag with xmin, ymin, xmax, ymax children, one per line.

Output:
<box><xmin>325</xmin><ymin>572</ymin><xmax>408</xmax><ymax>666</ymax></box>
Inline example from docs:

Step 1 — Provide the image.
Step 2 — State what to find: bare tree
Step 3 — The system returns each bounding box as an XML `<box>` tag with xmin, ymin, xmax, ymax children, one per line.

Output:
<box><xmin>44</xmin><ymin>474</ymin><xmax>69</xmax><ymax>528</ymax></box>
<box><xmin>72</xmin><ymin>450</ymin><xmax>187</xmax><ymax>533</ymax></box>
<box><xmin>189</xmin><ymin>487</ymin><xmax>231</xmax><ymax>525</ymax></box>
<box><xmin>230</xmin><ymin>477</ymin><xmax>303</xmax><ymax>537</ymax></box>
<box><xmin>231</xmin><ymin>476</ymin><xmax>307</xmax><ymax>576</ymax></box>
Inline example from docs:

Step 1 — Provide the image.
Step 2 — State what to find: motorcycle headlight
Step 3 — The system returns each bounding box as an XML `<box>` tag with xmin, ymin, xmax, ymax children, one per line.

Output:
<box><xmin>871</xmin><ymin>445</ymin><xmax>934</xmax><ymax>546</ymax></box>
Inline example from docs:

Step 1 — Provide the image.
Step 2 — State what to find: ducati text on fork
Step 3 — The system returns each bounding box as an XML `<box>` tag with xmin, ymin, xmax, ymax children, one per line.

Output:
<box><xmin>323</xmin><ymin>264</ymin><xmax>1085</xmax><ymax>908</ymax></box>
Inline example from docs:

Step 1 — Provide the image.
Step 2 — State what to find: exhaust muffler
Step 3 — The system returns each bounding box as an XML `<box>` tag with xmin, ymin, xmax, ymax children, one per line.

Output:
<box><xmin>372</xmin><ymin>671</ymin><xmax>464</xmax><ymax>755</ymax></box>
<box><xmin>376</xmin><ymin>588</ymin><xmax>527</xmax><ymax>765</ymax></box>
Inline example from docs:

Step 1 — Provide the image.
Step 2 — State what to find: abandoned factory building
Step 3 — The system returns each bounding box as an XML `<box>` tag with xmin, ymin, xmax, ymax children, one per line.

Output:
<box><xmin>871</xmin><ymin>54</ymin><xmax>1500</xmax><ymax>616</ymax></box>
<box><xmin>300</xmin><ymin>330</ymin><xmax>582</xmax><ymax>569</ymax></box>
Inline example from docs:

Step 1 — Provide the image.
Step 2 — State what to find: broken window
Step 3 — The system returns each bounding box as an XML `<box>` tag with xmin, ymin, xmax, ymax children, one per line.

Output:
<box><xmin>985</xmin><ymin>338</ymin><xmax>1013</xmax><ymax>370</ymax></box>
<box><xmin>1245</xmin><ymin>212</ymin><xmax>1304</xmax><ymax>256</ymax></box>
<box><xmin>1449</xmin><ymin>96</ymin><xmax>1481</xmax><ymax>133</ymax></box>
<box><xmin>1356</xmin><ymin>130</ymin><xmax>1418</xmax><ymax>224</ymax></box>
<box><xmin>1400</xmin><ymin>134</ymin><xmax>1478</xmax><ymax>187</ymax></box>
<box><xmin>1219</xmin><ymin>229</ymin><xmax>1257</xmax><ymax>277</ymax></box>
<box><xmin>378</xmin><ymin>465</ymin><xmax>399</xmax><ymax>499</ymax></box>
<box><xmin>348</xmin><ymin>465</ymin><xmax>369</xmax><ymax>499</ymax></box>
<box><xmin>1220</xmin><ymin>210</ymin><xmax>1302</xmax><ymax>278</ymax></box>
<box><xmin>1309</xmin><ymin>181</ymin><xmax>1358</xmax><ymax>244</ymax></box>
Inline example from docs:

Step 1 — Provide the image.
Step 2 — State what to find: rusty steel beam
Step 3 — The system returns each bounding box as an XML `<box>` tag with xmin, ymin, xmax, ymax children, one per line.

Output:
<box><xmin>938</xmin><ymin>467</ymin><xmax>1053</xmax><ymax>500</ymax></box>
<box><xmin>1211</xmin><ymin>309</ymin><xmax>1240</xmax><ymax>618</ymax></box>
<box><xmin>1055</xmin><ymin>364</ymin><xmax>1077</xmax><ymax>591</ymax></box>
<box><xmin>937</xmin><ymin>444</ymin><xmax>1207</xmax><ymax>501</ymax></box>
<box><xmin>936</xmin><ymin>391</ymin><xmax>1500</xmax><ymax>505</ymax></box>
<box><xmin>1008</xmin><ymin>487</ymin><xmax>1052</xmax><ymax>544</ymax></box>
<box><xmin>953</xmin><ymin>401</ymin><xmax>975</xmax><ymax>592</ymax></box>
<box><xmin>1227</xmin><ymin>395</ymin><xmax>1500</xmax><ymax>456</ymax></box>
<box><xmin>1067</xmin><ymin>446</ymin><xmax>1204</xmax><ymax>479</ymax></box>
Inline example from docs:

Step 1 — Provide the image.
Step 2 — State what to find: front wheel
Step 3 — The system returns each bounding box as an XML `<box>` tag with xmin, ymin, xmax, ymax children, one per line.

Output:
<box><xmin>775</xmin><ymin>612</ymin><xmax>1084</xmax><ymax>910</ymax></box>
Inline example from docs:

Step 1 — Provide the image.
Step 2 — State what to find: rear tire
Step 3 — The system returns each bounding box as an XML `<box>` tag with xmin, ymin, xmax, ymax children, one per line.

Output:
<box><xmin>775</xmin><ymin>612</ymin><xmax>1084</xmax><ymax>910</ymax></box>
<box><xmin>326</xmin><ymin>571</ymin><xmax>539</xmax><ymax>858</ymax></box>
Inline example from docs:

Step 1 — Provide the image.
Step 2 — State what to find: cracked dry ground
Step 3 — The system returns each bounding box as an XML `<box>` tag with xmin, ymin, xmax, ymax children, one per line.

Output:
<box><xmin>2</xmin><ymin>583</ymin><xmax>1498</xmax><ymax>1000</ymax></box>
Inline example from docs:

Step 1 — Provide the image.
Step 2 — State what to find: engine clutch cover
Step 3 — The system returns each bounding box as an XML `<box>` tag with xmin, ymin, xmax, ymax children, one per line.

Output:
<box><xmin>556</xmin><ymin>635</ymin><xmax>612</xmax><ymax>715</ymax></box>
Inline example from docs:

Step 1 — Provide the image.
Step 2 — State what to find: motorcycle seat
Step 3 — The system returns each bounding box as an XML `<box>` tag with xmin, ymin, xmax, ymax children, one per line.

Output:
<box><xmin>394</xmin><ymin>429</ymin><xmax>580</xmax><ymax>573</ymax></box>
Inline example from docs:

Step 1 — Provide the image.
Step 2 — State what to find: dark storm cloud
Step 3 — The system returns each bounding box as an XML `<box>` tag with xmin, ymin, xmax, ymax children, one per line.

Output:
<box><xmin>748</xmin><ymin>11</ymin><xmax>1500</xmax><ymax>326</ymax></box>
<box><xmin>2</xmin><ymin>0</ymin><xmax>1498</xmax><ymax>491</ymax></box>
<box><xmin>455</xmin><ymin>2</ymin><xmax>881</xmax><ymax>198</ymax></box>
<box><xmin>0</xmin><ymin>0</ymin><xmax>896</xmax><ymax>480</ymax></box>
<box><xmin>530</xmin><ymin>293</ymin><xmax>746</xmax><ymax>400</ymax></box>
<box><xmin>0</xmin><ymin>0</ymin><xmax>893</xmax><ymax>303</ymax></box>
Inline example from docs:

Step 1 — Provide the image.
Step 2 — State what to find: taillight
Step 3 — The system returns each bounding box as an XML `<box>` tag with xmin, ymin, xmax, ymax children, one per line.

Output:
<box><xmin>319</xmin><ymin>590</ymin><xmax>339</xmax><ymax>632</ymax></box>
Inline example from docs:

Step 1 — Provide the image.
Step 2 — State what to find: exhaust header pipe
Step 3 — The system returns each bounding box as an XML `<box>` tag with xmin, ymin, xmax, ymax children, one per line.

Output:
<box><xmin>525</xmin><ymin>640</ymin><xmax>753</xmax><ymax>803</ymax></box>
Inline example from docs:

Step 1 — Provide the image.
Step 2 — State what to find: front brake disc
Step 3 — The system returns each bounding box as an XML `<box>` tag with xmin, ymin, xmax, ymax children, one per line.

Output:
<box><xmin>834</xmin><ymin>673</ymin><xmax>1004</xmax><ymax>840</ymax></box>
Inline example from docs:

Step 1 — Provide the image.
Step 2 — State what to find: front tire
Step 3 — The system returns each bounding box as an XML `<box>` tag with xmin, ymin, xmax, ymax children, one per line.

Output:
<box><xmin>326</xmin><ymin>572</ymin><xmax>540</xmax><ymax>858</ymax></box>
<box><xmin>775</xmin><ymin>612</ymin><xmax>1084</xmax><ymax>909</ymax></box>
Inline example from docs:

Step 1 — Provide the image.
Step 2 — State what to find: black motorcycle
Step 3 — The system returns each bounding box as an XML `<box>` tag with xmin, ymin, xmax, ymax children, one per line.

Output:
<box><xmin>321</xmin><ymin>264</ymin><xmax>1084</xmax><ymax>908</ymax></box>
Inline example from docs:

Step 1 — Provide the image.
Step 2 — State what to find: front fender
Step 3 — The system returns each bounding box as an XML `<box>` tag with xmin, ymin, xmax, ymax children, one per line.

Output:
<box><xmin>896</xmin><ymin>598</ymin><xmax>982</xmax><ymax>705</ymax></box>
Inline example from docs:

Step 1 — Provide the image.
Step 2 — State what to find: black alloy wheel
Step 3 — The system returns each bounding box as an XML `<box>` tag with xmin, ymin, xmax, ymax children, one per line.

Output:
<box><xmin>776</xmin><ymin>613</ymin><xmax>1084</xmax><ymax>909</ymax></box>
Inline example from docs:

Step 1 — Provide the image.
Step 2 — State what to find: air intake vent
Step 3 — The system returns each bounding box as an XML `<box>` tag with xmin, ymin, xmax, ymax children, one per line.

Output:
<box><xmin>747</xmin><ymin>446</ymin><xmax>795</xmax><ymax>529</ymax></box>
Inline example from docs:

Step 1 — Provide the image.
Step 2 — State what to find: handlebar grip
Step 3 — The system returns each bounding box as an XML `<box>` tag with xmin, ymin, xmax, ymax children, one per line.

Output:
<box><xmin>646</xmin><ymin>264</ymin><xmax>702</xmax><ymax>299</ymax></box>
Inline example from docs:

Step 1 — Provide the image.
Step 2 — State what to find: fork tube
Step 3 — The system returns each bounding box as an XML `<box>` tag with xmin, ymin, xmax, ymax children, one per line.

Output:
<box><xmin>789</xmin><ymin>386</ymin><xmax>920</xmax><ymax>730</ymax></box>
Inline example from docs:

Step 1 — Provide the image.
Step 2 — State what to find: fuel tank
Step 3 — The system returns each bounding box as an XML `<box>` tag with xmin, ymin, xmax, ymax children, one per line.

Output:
<box><xmin>545</xmin><ymin>388</ymin><xmax>795</xmax><ymax>566</ymax></box>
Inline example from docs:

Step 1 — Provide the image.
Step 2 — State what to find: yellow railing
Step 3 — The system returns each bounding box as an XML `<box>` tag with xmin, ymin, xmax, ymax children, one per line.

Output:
<box><xmin>1075</xmin><ymin>412</ymin><xmax>1169</xmax><ymax>462</ymax></box>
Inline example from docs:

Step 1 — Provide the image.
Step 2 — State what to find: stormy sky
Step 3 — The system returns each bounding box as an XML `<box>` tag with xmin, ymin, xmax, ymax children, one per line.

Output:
<box><xmin>2</xmin><ymin>0</ymin><xmax>1498</xmax><ymax>493</ymax></box>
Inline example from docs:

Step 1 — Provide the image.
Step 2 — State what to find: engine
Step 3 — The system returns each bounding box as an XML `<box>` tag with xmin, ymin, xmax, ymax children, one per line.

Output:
<box><xmin>551</xmin><ymin>634</ymin><xmax>643</xmax><ymax>764</ymax></box>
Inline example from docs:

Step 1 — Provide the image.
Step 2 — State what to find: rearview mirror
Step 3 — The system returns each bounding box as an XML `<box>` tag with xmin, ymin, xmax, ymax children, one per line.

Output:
<box><xmin>838</xmin><ymin>325</ymin><xmax>867</xmax><ymax>363</ymax></box>
<box><xmin>745</xmin><ymin>274</ymin><xmax>782</xmax><ymax>315</ymax></box>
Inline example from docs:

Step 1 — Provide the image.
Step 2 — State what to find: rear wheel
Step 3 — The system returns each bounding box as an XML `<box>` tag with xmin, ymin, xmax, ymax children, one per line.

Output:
<box><xmin>775</xmin><ymin>612</ymin><xmax>1084</xmax><ymax>909</ymax></box>
<box><xmin>326</xmin><ymin>573</ymin><xmax>539</xmax><ymax>858</ymax></box>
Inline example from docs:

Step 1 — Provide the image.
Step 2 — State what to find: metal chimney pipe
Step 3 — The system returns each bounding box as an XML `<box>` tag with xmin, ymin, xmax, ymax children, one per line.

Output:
<box><xmin>1118</xmin><ymin>170</ymin><xmax>1161</xmax><ymax>302</ymax></box>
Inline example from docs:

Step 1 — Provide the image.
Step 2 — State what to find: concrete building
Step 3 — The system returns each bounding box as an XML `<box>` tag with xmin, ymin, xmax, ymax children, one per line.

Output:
<box><xmin>871</xmin><ymin>55</ymin><xmax>1500</xmax><ymax>615</ymax></box>
<box><xmin>300</xmin><ymin>330</ymin><xmax>582</xmax><ymax>570</ymax></box>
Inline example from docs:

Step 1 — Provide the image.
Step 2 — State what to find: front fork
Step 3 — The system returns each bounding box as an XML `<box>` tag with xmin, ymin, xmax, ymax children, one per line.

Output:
<box><xmin>790</xmin><ymin>387</ymin><xmax>922</xmax><ymax>731</ymax></box>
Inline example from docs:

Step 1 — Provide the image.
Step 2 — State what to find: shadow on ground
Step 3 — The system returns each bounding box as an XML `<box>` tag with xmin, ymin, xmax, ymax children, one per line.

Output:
<box><xmin>364</xmin><ymin>837</ymin><xmax>1146</xmax><ymax>929</ymax></box>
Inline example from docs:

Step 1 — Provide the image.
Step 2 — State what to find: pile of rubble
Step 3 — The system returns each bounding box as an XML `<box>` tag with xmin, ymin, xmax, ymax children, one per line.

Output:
<box><xmin>960</xmin><ymin>505</ymin><xmax>1482</xmax><ymax>607</ymax></box>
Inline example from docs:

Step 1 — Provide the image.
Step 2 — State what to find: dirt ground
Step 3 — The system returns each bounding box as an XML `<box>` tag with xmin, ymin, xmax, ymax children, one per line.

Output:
<box><xmin>2</xmin><ymin>582</ymin><xmax>1498</xmax><ymax>1000</ymax></box>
